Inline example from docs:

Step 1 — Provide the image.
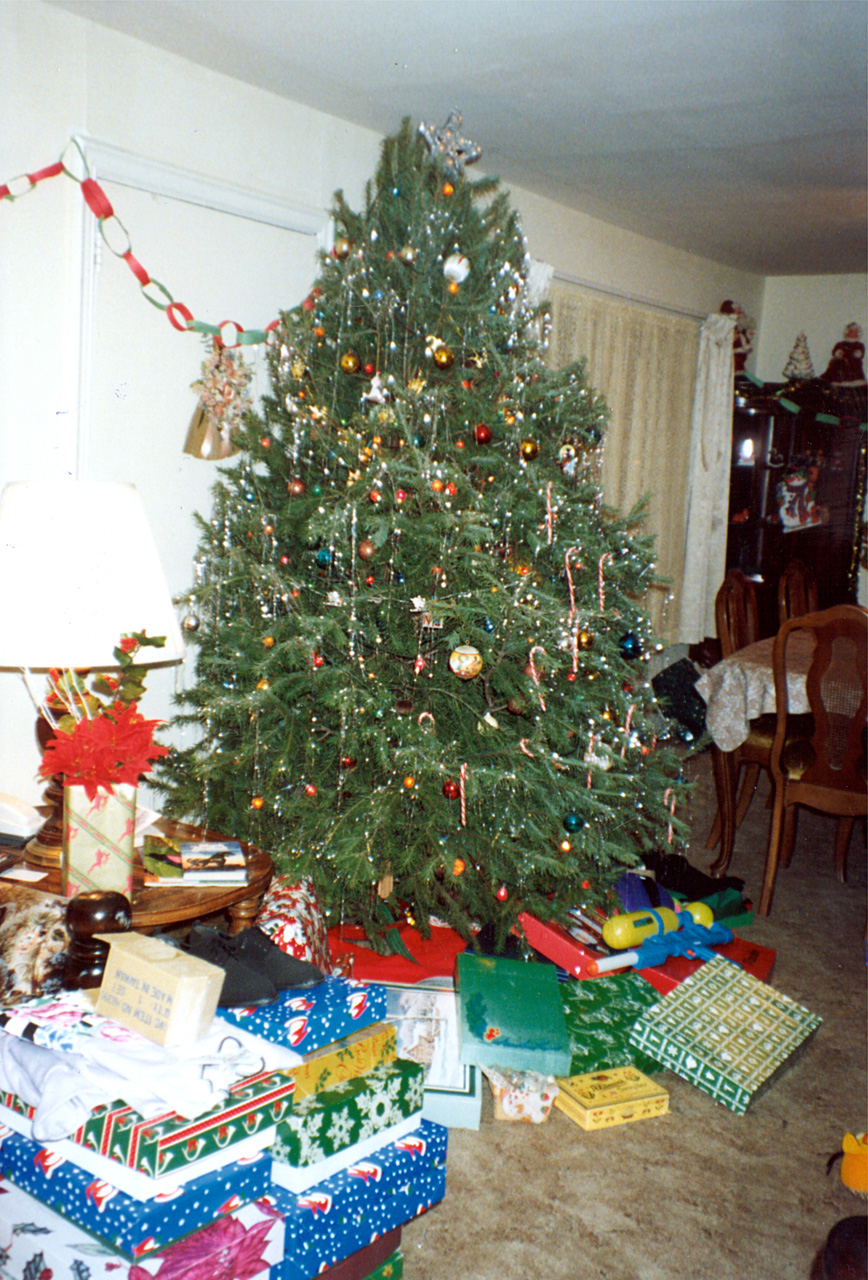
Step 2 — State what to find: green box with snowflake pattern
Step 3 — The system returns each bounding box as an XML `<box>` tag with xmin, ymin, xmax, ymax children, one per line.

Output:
<box><xmin>271</xmin><ymin>1057</ymin><xmax>425</xmax><ymax>1168</ymax></box>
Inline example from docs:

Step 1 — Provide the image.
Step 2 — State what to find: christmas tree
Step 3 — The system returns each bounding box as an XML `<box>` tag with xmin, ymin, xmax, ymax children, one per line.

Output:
<box><xmin>158</xmin><ymin>115</ymin><xmax>687</xmax><ymax>953</ymax></box>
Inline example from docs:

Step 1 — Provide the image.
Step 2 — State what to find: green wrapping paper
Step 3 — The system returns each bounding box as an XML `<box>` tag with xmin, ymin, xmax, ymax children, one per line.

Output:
<box><xmin>628</xmin><ymin>956</ymin><xmax>822</xmax><ymax>1114</ymax></box>
<box><xmin>559</xmin><ymin>971</ymin><xmax>662</xmax><ymax>1076</ymax></box>
<box><xmin>272</xmin><ymin>1058</ymin><xmax>425</xmax><ymax>1168</ymax></box>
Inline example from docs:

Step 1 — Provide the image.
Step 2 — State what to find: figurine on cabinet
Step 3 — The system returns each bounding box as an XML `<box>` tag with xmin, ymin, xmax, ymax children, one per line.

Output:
<box><xmin>820</xmin><ymin>323</ymin><xmax>867</xmax><ymax>387</ymax></box>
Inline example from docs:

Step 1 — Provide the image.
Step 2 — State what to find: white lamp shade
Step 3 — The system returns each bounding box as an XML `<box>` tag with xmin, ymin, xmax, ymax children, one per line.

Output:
<box><xmin>0</xmin><ymin>480</ymin><xmax>185</xmax><ymax>670</ymax></box>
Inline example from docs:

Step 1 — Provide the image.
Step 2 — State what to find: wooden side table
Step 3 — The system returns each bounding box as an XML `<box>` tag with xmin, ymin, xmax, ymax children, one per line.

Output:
<box><xmin>2</xmin><ymin>820</ymin><xmax>274</xmax><ymax>936</ymax></box>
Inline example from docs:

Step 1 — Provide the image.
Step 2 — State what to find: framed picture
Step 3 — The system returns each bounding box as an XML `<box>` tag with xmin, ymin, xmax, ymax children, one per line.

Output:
<box><xmin>381</xmin><ymin>979</ymin><xmax>482</xmax><ymax>1129</ymax></box>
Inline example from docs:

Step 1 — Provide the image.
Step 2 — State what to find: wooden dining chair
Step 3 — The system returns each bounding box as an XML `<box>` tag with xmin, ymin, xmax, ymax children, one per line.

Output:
<box><xmin>706</xmin><ymin>570</ymin><xmax>773</xmax><ymax>872</ymax></box>
<box><xmin>758</xmin><ymin>604</ymin><xmax>868</xmax><ymax>916</ymax></box>
<box><xmin>777</xmin><ymin>559</ymin><xmax>819</xmax><ymax>628</ymax></box>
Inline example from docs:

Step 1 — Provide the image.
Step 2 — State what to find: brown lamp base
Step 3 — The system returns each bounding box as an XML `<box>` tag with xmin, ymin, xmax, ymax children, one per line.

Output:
<box><xmin>24</xmin><ymin>835</ymin><xmax>63</xmax><ymax>870</ymax></box>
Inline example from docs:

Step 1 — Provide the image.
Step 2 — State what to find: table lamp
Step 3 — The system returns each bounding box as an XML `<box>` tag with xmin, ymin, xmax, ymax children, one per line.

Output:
<box><xmin>0</xmin><ymin>479</ymin><xmax>185</xmax><ymax>867</ymax></box>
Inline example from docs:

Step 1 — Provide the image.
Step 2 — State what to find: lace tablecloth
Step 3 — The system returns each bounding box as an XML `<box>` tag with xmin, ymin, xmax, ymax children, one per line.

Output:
<box><xmin>696</xmin><ymin>633</ymin><xmax>814</xmax><ymax>752</ymax></box>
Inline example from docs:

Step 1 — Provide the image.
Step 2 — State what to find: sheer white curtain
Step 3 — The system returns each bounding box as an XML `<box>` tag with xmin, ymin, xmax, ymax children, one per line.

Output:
<box><xmin>677</xmin><ymin>312</ymin><xmax>736</xmax><ymax>644</ymax></box>
<box><xmin>547</xmin><ymin>279</ymin><xmax>700</xmax><ymax>641</ymax></box>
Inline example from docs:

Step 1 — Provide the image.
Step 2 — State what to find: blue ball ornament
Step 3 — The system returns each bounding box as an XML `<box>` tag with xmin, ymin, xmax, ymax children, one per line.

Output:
<box><xmin>619</xmin><ymin>631</ymin><xmax>642</xmax><ymax>659</ymax></box>
<box><xmin>315</xmin><ymin>548</ymin><xmax>332</xmax><ymax>567</ymax></box>
<box><xmin>563</xmin><ymin>812</ymin><xmax>584</xmax><ymax>833</ymax></box>
<box><xmin>482</xmin><ymin>618</ymin><xmax>495</xmax><ymax>633</ymax></box>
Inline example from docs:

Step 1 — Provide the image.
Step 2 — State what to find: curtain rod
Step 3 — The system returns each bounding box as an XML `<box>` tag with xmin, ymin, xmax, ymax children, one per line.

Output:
<box><xmin>551</xmin><ymin>269</ymin><xmax>708</xmax><ymax>322</ymax></box>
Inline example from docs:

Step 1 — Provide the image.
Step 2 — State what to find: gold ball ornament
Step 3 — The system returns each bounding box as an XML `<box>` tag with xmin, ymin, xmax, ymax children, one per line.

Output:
<box><xmin>433</xmin><ymin>345</ymin><xmax>455</xmax><ymax>370</ymax></box>
<box><xmin>578</xmin><ymin>628</ymin><xmax>595</xmax><ymax>650</ymax></box>
<box><xmin>358</xmin><ymin>538</ymin><xmax>376</xmax><ymax>561</ymax></box>
<box><xmin>340</xmin><ymin>350</ymin><xmax>361</xmax><ymax>375</ymax></box>
<box><xmin>398</xmin><ymin>244</ymin><xmax>417</xmax><ymax>266</ymax></box>
<box><xmin>520</xmin><ymin>438</ymin><xmax>540</xmax><ymax>461</ymax></box>
<box><xmin>449</xmin><ymin>645</ymin><xmax>483</xmax><ymax>680</ymax></box>
<box><xmin>333</xmin><ymin>236</ymin><xmax>351</xmax><ymax>260</ymax></box>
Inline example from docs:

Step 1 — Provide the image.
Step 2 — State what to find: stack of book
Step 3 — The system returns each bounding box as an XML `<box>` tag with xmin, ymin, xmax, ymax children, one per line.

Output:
<box><xmin>142</xmin><ymin>836</ymin><xmax>248</xmax><ymax>886</ymax></box>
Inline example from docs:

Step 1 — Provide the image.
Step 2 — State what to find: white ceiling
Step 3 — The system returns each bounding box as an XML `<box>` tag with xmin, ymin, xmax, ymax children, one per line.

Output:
<box><xmin>48</xmin><ymin>0</ymin><xmax>868</xmax><ymax>276</ymax></box>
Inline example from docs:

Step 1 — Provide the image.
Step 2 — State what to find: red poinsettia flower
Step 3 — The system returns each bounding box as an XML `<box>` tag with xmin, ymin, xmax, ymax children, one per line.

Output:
<box><xmin>128</xmin><ymin>1214</ymin><xmax>275</xmax><ymax>1280</ymax></box>
<box><xmin>39</xmin><ymin>700</ymin><xmax>168</xmax><ymax>800</ymax></box>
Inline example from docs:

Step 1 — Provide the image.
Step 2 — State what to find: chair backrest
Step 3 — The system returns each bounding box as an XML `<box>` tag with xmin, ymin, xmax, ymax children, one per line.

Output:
<box><xmin>770</xmin><ymin>605</ymin><xmax>868</xmax><ymax>795</ymax></box>
<box><xmin>715</xmin><ymin>569</ymin><xmax>760</xmax><ymax>658</ymax></box>
<box><xmin>777</xmin><ymin>559</ymin><xmax>819</xmax><ymax>627</ymax></box>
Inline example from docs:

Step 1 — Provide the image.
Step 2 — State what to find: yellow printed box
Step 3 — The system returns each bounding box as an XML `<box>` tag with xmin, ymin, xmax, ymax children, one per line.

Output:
<box><xmin>287</xmin><ymin>1021</ymin><xmax>396</xmax><ymax>1100</ymax></box>
<box><xmin>554</xmin><ymin>1066</ymin><xmax>669</xmax><ymax>1131</ymax></box>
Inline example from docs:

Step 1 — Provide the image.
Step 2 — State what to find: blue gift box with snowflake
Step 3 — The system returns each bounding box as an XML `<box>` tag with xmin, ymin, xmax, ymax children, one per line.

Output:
<box><xmin>219</xmin><ymin>976</ymin><xmax>387</xmax><ymax>1056</ymax></box>
<box><xmin>0</xmin><ymin>1124</ymin><xmax>272</xmax><ymax>1259</ymax></box>
<box><xmin>271</xmin><ymin>1119</ymin><xmax>447</xmax><ymax>1280</ymax></box>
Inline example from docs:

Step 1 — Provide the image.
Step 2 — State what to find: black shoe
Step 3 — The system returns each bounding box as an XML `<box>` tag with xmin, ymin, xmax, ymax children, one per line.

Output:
<box><xmin>229</xmin><ymin>927</ymin><xmax>326</xmax><ymax>992</ymax></box>
<box><xmin>185</xmin><ymin>926</ymin><xmax>279</xmax><ymax>1008</ymax></box>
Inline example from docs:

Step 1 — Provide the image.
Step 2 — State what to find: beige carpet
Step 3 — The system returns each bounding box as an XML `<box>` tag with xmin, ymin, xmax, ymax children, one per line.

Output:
<box><xmin>400</xmin><ymin>748</ymin><xmax>867</xmax><ymax>1280</ymax></box>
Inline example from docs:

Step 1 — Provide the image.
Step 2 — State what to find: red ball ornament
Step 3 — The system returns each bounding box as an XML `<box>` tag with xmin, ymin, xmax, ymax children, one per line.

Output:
<box><xmin>363</xmin><ymin>362</ymin><xmax>375</xmax><ymax>376</ymax></box>
<box><xmin>369</xmin><ymin>489</ymin><xmax>382</xmax><ymax>504</ymax></box>
<box><xmin>287</xmin><ymin>478</ymin><xmax>306</xmax><ymax>496</ymax></box>
<box><xmin>312</xmin><ymin>652</ymin><xmax>325</xmax><ymax>668</ymax></box>
<box><xmin>445</xmin><ymin>481</ymin><xmax>458</xmax><ymax>496</ymax></box>
<box><xmin>340</xmin><ymin>756</ymin><xmax>357</xmax><ymax>769</ymax></box>
<box><xmin>496</xmin><ymin>885</ymin><xmax>509</xmax><ymax>902</ymax></box>
<box><xmin>442</xmin><ymin>779</ymin><xmax>459</xmax><ymax>799</ymax></box>
<box><xmin>567</xmin><ymin>672</ymin><xmax>576</xmax><ymax>682</ymax></box>
<box><xmin>280</xmin><ymin>555</ymin><xmax>290</xmax><ymax>566</ymax></box>
<box><xmin>474</xmin><ymin>423</ymin><xmax>493</xmax><ymax>444</ymax></box>
<box><xmin>396</xmin><ymin>489</ymin><xmax>407</xmax><ymax>503</ymax></box>
<box><xmin>358</xmin><ymin>538</ymin><xmax>376</xmax><ymax>561</ymax></box>
<box><xmin>304</xmin><ymin>783</ymin><xmax>318</xmax><ymax>797</ymax></box>
<box><xmin>260</xmin><ymin>437</ymin><xmax>271</xmax><ymax>449</ymax></box>
<box><xmin>365</xmin><ymin>574</ymin><xmax>375</xmax><ymax>585</ymax></box>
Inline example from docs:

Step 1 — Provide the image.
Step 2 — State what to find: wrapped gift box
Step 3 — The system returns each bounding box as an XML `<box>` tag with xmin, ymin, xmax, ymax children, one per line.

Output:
<box><xmin>0</xmin><ymin>1124</ymin><xmax>272</xmax><ymax>1257</ymax></box>
<box><xmin>257</xmin><ymin>876</ymin><xmax>334</xmax><ymax>973</ymax></box>
<box><xmin>220</xmin><ymin>977</ymin><xmax>386</xmax><ymax>1056</ymax></box>
<box><xmin>554</xmin><ymin>1066</ymin><xmax>669</xmax><ymax>1130</ymax></box>
<box><xmin>270</xmin><ymin>1115</ymin><xmax>419</xmax><ymax>1195</ymax></box>
<box><xmin>0</xmin><ymin>1175</ymin><xmax>284</xmax><ymax>1278</ymax></box>
<box><xmin>272</xmin><ymin>1120</ymin><xmax>447</xmax><ymax>1280</ymax></box>
<box><xmin>273</xmin><ymin>1059</ymin><xmax>424</xmax><ymax>1169</ymax></box>
<box><xmin>455</xmin><ymin>954</ymin><xmax>572</xmax><ymax>1076</ymax></box>
<box><xmin>483</xmin><ymin>1067</ymin><xmax>558</xmax><ymax>1124</ymax></box>
<box><xmin>559</xmin><ymin>971</ymin><xmax>662</xmax><ymax>1077</ymax></box>
<box><xmin>359</xmin><ymin>1252</ymin><xmax>403</xmax><ymax>1280</ymax></box>
<box><xmin>313</xmin><ymin>1229</ymin><xmax>401</xmax><ymax>1280</ymax></box>
<box><xmin>62</xmin><ymin>782</ymin><xmax>136</xmax><ymax>899</ymax></box>
<box><xmin>628</xmin><ymin>956</ymin><xmax>822</xmax><ymax>1114</ymax></box>
<box><xmin>74</xmin><ymin>1069</ymin><xmax>294</xmax><ymax>1178</ymax></box>
<box><xmin>288</xmin><ymin>1023</ymin><xmax>397</xmax><ymax>1101</ymax></box>
<box><xmin>0</xmin><ymin>1100</ymin><xmax>276</xmax><ymax>1201</ymax></box>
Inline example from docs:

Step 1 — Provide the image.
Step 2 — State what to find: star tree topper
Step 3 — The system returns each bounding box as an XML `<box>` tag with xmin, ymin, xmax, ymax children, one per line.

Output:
<box><xmin>419</xmin><ymin>109</ymin><xmax>482</xmax><ymax>176</ymax></box>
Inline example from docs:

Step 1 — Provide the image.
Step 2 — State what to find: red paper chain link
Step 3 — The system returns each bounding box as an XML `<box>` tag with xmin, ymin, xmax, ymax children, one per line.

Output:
<box><xmin>1</xmin><ymin>140</ymin><xmax>281</xmax><ymax>348</ymax></box>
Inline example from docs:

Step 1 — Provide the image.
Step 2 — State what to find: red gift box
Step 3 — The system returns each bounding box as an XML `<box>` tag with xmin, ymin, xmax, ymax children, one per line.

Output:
<box><xmin>638</xmin><ymin>935</ymin><xmax>776</xmax><ymax>996</ymax></box>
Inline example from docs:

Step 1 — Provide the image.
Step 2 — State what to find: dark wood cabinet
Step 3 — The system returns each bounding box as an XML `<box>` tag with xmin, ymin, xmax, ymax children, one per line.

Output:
<box><xmin>725</xmin><ymin>377</ymin><xmax>866</xmax><ymax>638</ymax></box>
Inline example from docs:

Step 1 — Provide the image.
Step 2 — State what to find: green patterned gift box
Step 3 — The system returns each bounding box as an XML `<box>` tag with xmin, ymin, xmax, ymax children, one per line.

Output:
<box><xmin>272</xmin><ymin>1058</ymin><xmax>424</xmax><ymax>1169</ymax></box>
<box><xmin>560</xmin><ymin>971</ymin><xmax>662</xmax><ymax>1077</ymax></box>
<box><xmin>628</xmin><ymin>956</ymin><xmax>822</xmax><ymax>1114</ymax></box>
<box><xmin>75</xmin><ymin>1069</ymin><xmax>295</xmax><ymax>1177</ymax></box>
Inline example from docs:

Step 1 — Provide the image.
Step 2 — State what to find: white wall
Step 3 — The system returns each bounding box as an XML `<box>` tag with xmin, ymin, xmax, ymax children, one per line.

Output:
<box><xmin>0</xmin><ymin>0</ymin><xmax>841</xmax><ymax>807</ymax></box>
<box><xmin>755</xmin><ymin>275</ymin><xmax>868</xmax><ymax>384</ymax></box>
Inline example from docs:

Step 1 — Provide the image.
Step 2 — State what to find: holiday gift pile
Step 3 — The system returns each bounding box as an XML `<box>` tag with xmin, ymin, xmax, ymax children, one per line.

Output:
<box><xmin>0</xmin><ymin>954</ymin><xmax>447</xmax><ymax>1280</ymax></box>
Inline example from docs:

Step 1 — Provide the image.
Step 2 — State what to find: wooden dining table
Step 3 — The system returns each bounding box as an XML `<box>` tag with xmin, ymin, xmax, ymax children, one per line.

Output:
<box><xmin>694</xmin><ymin>631</ymin><xmax>817</xmax><ymax>875</ymax></box>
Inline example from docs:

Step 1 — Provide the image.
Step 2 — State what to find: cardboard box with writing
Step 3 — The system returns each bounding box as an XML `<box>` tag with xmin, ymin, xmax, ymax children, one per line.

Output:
<box><xmin>95</xmin><ymin>932</ymin><xmax>223</xmax><ymax>1048</ymax></box>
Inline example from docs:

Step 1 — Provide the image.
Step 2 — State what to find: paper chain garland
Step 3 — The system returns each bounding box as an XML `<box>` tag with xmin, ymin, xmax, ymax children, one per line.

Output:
<box><xmin>0</xmin><ymin>140</ymin><xmax>279</xmax><ymax>348</ymax></box>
